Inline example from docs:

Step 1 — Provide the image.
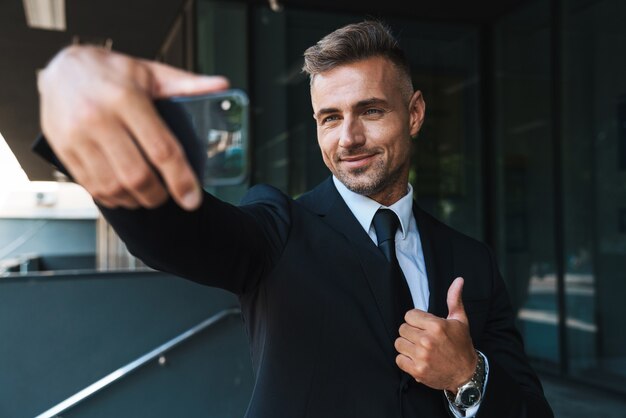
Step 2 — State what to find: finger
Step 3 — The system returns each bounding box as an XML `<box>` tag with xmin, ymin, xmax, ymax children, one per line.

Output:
<box><xmin>57</xmin><ymin>148</ymin><xmax>115</xmax><ymax>207</ymax></box>
<box><xmin>396</xmin><ymin>354</ymin><xmax>417</xmax><ymax>377</ymax></box>
<box><xmin>404</xmin><ymin>308</ymin><xmax>438</xmax><ymax>329</ymax></box>
<box><xmin>81</xmin><ymin>141</ymin><xmax>141</xmax><ymax>209</ymax></box>
<box><xmin>142</xmin><ymin>60</ymin><xmax>229</xmax><ymax>98</ymax></box>
<box><xmin>398</xmin><ymin>323</ymin><xmax>423</xmax><ymax>342</ymax></box>
<box><xmin>394</xmin><ymin>337</ymin><xmax>416</xmax><ymax>357</ymax></box>
<box><xmin>116</xmin><ymin>91</ymin><xmax>202</xmax><ymax>210</ymax></box>
<box><xmin>396</xmin><ymin>335</ymin><xmax>433</xmax><ymax>363</ymax></box>
<box><xmin>86</xmin><ymin>143</ymin><xmax>140</xmax><ymax>209</ymax></box>
<box><xmin>92</xmin><ymin>120</ymin><xmax>168</xmax><ymax>208</ymax></box>
<box><xmin>446</xmin><ymin>277</ymin><xmax>468</xmax><ymax>323</ymax></box>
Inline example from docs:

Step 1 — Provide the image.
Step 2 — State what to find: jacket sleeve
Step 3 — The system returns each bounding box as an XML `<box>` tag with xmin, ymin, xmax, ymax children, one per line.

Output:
<box><xmin>32</xmin><ymin>135</ymin><xmax>291</xmax><ymax>295</ymax></box>
<box><xmin>475</xmin><ymin>245</ymin><xmax>554</xmax><ymax>418</ymax></box>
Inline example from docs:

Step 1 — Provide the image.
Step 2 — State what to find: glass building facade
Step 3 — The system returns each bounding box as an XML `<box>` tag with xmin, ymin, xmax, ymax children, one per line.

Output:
<box><xmin>190</xmin><ymin>0</ymin><xmax>626</xmax><ymax>395</ymax></box>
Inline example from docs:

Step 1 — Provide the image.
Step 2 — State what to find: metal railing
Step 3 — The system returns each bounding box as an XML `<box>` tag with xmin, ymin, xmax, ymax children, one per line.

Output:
<box><xmin>35</xmin><ymin>307</ymin><xmax>241</xmax><ymax>418</ymax></box>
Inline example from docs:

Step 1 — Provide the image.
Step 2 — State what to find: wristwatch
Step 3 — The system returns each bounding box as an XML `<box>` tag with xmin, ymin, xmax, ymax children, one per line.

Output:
<box><xmin>444</xmin><ymin>351</ymin><xmax>486</xmax><ymax>410</ymax></box>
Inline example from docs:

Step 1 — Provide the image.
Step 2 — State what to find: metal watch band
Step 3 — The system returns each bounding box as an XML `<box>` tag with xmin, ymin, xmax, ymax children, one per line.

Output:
<box><xmin>444</xmin><ymin>350</ymin><xmax>486</xmax><ymax>410</ymax></box>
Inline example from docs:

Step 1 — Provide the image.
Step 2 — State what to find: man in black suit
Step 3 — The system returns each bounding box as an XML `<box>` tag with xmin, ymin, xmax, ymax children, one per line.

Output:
<box><xmin>37</xmin><ymin>21</ymin><xmax>552</xmax><ymax>418</ymax></box>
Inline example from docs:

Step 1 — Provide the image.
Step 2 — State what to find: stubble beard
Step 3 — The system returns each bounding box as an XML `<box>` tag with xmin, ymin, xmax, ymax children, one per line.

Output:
<box><xmin>335</xmin><ymin>157</ymin><xmax>405</xmax><ymax>198</ymax></box>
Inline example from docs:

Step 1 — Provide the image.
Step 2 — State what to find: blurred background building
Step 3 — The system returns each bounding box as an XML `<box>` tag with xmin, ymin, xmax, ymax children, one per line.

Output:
<box><xmin>1</xmin><ymin>0</ymin><xmax>625</xmax><ymax>416</ymax></box>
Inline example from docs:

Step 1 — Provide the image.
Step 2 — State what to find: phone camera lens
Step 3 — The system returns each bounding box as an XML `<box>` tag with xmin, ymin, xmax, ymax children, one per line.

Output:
<box><xmin>221</xmin><ymin>100</ymin><xmax>232</xmax><ymax>111</ymax></box>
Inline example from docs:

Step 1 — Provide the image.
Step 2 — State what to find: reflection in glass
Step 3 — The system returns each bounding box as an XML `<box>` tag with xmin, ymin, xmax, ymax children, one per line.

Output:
<box><xmin>495</xmin><ymin>0</ymin><xmax>560</xmax><ymax>369</ymax></box>
<box><xmin>563</xmin><ymin>0</ymin><xmax>626</xmax><ymax>387</ymax></box>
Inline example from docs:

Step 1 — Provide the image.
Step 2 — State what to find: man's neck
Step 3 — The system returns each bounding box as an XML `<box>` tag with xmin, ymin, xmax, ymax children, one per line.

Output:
<box><xmin>367</xmin><ymin>184</ymin><xmax>410</xmax><ymax>207</ymax></box>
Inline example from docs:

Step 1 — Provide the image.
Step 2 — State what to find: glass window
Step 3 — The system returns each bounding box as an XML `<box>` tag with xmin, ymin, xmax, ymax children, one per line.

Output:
<box><xmin>196</xmin><ymin>0</ymin><xmax>249</xmax><ymax>204</ymax></box>
<box><xmin>494</xmin><ymin>0</ymin><xmax>560</xmax><ymax>370</ymax></box>
<box><xmin>251</xmin><ymin>7</ymin><xmax>483</xmax><ymax>239</ymax></box>
<box><xmin>562</xmin><ymin>0</ymin><xmax>626</xmax><ymax>387</ymax></box>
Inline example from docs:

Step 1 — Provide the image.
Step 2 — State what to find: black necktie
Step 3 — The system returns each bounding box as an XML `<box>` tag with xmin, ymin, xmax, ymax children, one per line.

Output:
<box><xmin>372</xmin><ymin>209</ymin><xmax>414</xmax><ymax>330</ymax></box>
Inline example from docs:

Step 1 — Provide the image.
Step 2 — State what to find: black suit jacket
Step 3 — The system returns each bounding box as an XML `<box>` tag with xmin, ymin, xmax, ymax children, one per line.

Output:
<box><xmin>86</xmin><ymin>176</ymin><xmax>552</xmax><ymax>418</ymax></box>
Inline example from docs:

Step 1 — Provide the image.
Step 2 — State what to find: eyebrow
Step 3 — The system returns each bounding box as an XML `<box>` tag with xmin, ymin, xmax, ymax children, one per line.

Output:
<box><xmin>315</xmin><ymin>97</ymin><xmax>389</xmax><ymax>120</ymax></box>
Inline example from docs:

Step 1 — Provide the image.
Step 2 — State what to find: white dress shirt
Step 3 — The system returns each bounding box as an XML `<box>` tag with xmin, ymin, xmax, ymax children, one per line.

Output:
<box><xmin>332</xmin><ymin>177</ymin><xmax>429</xmax><ymax>311</ymax></box>
<box><xmin>332</xmin><ymin>176</ymin><xmax>486</xmax><ymax>418</ymax></box>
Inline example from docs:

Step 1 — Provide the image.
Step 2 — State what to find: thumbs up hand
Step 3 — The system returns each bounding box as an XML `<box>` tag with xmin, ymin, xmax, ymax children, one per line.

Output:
<box><xmin>394</xmin><ymin>277</ymin><xmax>478</xmax><ymax>392</ymax></box>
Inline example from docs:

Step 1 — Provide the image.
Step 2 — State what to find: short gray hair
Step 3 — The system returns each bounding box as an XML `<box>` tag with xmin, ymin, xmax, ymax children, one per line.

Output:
<box><xmin>302</xmin><ymin>21</ymin><xmax>413</xmax><ymax>97</ymax></box>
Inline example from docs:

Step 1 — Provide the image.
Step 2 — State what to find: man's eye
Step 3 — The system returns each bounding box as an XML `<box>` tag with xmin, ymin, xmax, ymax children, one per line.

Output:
<box><xmin>365</xmin><ymin>108</ymin><xmax>383</xmax><ymax>115</ymax></box>
<box><xmin>322</xmin><ymin>115</ymin><xmax>339</xmax><ymax>124</ymax></box>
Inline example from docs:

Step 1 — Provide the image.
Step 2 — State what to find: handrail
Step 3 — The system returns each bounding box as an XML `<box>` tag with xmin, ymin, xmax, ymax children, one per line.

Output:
<box><xmin>35</xmin><ymin>307</ymin><xmax>241</xmax><ymax>418</ymax></box>
<box><xmin>0</xmin><ymin>220</ymin><xmax>47</xmax><ymax>260</ymax></box>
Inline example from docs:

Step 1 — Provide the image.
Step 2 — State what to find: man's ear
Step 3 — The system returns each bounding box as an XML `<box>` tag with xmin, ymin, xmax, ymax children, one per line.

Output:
<box><xmin>408</xmin><ymin>90</ymin><xmax>426</xmax><ymax>138</ymax></box>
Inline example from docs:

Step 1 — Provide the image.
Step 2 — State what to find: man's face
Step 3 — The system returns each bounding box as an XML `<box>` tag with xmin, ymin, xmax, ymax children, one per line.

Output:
<box><xmin>311</xmin><ymin>56</ymin><xmax>425</xmax><ymax>204</ymax></box>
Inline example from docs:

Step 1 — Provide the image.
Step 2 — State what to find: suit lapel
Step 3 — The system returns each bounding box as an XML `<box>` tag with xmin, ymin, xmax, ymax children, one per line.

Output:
<box><xmin>298</xmin><ymin>180</ymin><xmax>456</xmax><ymax>354</ymax></box>
<box><xmin>299</xmin><ymin>178</ymin><xmax>399</xmax><ymax>356</ymax></box>
<box><xmin>413</xmin><ymin>205</ymin><xmax>453</xmax><ymax>318</ymax></box>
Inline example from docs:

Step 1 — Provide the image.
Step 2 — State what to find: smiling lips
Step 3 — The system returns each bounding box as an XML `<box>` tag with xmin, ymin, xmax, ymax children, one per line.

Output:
<box><xmin>340</xmin><ymin>153</ymin><xmax>377</xmax><ymax>169</ymax></box>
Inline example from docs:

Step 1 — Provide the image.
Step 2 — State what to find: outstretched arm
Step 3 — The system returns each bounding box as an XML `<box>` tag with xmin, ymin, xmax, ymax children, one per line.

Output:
<box><xmin>36</xmin><ymin>46</ymin><xmax>290</xmax><ymax>294</ymax></box>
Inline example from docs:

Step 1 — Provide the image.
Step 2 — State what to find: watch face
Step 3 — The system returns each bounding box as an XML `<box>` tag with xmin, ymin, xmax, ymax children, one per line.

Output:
<box><xmin>460</xmin><ymin>387</ymin><xmax>481</xmax><ymax>407</ymax></box>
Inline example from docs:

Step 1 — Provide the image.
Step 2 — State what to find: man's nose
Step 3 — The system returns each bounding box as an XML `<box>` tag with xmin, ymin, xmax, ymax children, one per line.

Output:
<box><xmin>338</xmin><ymin>117</ymin><xmax>365</xmax><ymax>148</ymax></box>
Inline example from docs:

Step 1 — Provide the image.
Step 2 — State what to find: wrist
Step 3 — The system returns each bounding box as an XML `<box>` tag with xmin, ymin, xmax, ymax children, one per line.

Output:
<box><xmin>444</xmin><ymin>350</ymin><xmax>486</xmax><ymax>409</ymax></box>
<box><xmin>446</xmin><ymin>350</ymin><xmax>479</xmax><ymax>393</ymax></box>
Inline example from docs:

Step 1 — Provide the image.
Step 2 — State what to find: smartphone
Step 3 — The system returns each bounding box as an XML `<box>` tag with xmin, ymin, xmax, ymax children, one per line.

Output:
<box><xmin>154</xmin><ymin>89</ymin><xmax>249</xmax><ymax>188</ymax></box>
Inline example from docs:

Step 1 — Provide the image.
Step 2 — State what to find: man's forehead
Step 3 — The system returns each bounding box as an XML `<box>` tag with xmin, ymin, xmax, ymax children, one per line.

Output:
<box><xmin>310</xmin><ymin>58</ymin><xmax>400</xmax><ymax>111</ymax></box>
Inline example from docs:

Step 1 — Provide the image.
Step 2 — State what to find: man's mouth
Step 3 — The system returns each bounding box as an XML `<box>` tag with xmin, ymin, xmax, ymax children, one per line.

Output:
<box><xmin>339</xmin><ymin>154</ymin><xmax>376</xmax><ymax>169</ymax></box>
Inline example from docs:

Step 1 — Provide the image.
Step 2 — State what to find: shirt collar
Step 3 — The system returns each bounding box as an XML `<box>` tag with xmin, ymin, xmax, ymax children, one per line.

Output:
<box><xmin>332</xmin><ymin>176</ymin><xmax>414</xmax><ymax>240</ymax></box>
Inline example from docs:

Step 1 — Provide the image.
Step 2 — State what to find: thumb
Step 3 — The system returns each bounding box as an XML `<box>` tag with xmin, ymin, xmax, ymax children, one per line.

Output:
<box><xmin>446</xmin><ymin>277</ymin><xmax>468</xmax><ymax>324</ymax></box>
<box><xmin>143</xmin><ymin>60</ymin><xmax>230</xmax><ymax>98</ymax></box>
